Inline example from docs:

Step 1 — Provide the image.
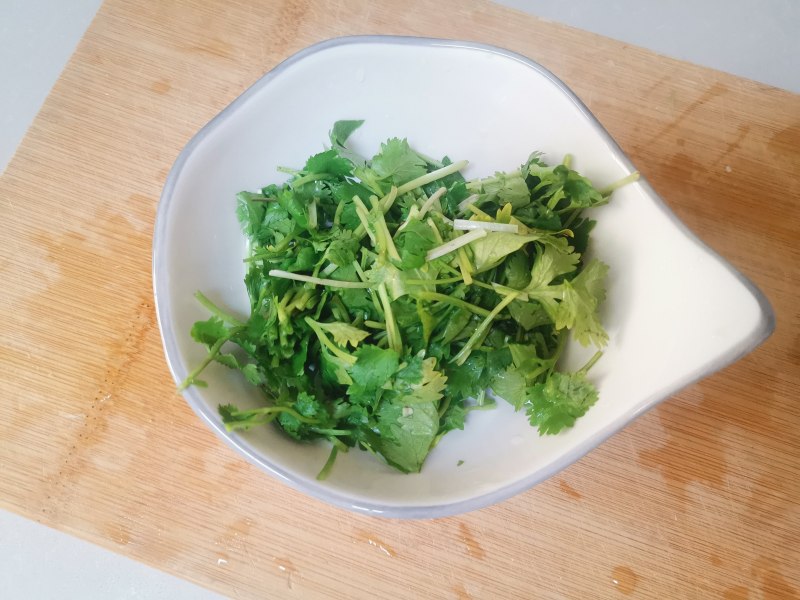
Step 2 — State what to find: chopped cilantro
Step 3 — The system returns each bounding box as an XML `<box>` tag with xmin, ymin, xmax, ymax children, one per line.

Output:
<box><xmin>181</xmin><ymin>121</ymin><xmax>638</xmax><ymax>476</ymax></box>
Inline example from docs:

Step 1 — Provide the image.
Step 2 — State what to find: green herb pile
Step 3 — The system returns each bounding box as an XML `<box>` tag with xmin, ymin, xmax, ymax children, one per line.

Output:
<box><xmin>182</xmin><ymin>120</ymin><xmax>636</xmax><ymax>477</ymax></box>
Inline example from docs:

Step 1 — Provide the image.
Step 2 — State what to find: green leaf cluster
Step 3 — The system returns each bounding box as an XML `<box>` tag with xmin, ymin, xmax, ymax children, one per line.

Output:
<box><xmin>183</xmin><ymin>122</ymin><xmax>637</xmax><ymax>476</ymax></box>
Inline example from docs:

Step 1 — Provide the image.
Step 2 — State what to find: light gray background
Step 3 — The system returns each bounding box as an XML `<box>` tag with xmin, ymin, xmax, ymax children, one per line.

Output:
<box><xmin>1</xmin><ymin>0</ymin><xmax>797</xmax><ymax>598</ymax></box>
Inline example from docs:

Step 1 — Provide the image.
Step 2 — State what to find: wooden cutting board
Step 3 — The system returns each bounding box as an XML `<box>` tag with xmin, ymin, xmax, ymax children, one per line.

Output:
<box><xmin>1</xmin><ymin>0</ymin><xmax>798</xmax><ymax>598</ymax></box>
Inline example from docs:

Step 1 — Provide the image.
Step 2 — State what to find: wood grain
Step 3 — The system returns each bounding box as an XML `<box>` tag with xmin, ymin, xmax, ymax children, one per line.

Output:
<box><xmin>1</xmin><ymin>0</ymin><xmax>798</xmax><ymax>598</ymax></box>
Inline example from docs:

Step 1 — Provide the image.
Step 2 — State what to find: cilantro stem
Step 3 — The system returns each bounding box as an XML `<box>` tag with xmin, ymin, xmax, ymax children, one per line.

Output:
<box><xmin>396</xmin><ymin>159</ymin><xmax>468</xmax><ymax>196</ymax></box>
<box><xmin>329</xmin><ymin>295</ymin><xmax>349</xmax><ymax>322</ymax></box>
<box><xmin>333</xmin><ymin>197</ymin><xmax>345</xmax><ymax>226</ymax></box>
<box><xmin>223</xmin><ymin>405</ymin><xmax>321</xmax><ymax>430</ymax></box>
<box><xmin>413</xmin><ymin>292</ymin><xmax>491</xmax><ymax>317</ymax></box>
<box><xmin>465</xmin><ymin>203</ymin><xmax>493</xmax><ymax>220</ymax></box>
<box><xmin>491</xmin><ymin>281</ymin><xmax>528</xmax><ymax>300</ymax></box>
<box><xmin>466</xmin><ymin>400</ymin><xmax>496</xmax><ymax>412</ymax></box>
<box><xmin>194</xmin><ymin>291</ymin><xmax>244</xmax><ymax>326</ymax></box>
<box><xmin>310</xmin><ymin>428</ymin><xmax>352</xmax><ymax>436</ymax></box>
<box><xmin>451</xmin><ymin>292</ymin><xmax>520</xmax><ymax>366</ymax></box>
<box><xmin>418</xmin><ymin>186</ymin><xmax>447</xmax><ymax>218</ymax></box>
<box><xmin>380</xmin><ymin>186</ymin><xmax>398</xmax><ymax>212</ymax></box>
<box><xmin>562</xmin><ymin>153</ymin><xmax>573</xmax><ymax>168</ymax></box>
<box><xmin>457</xmin><ymin>247</ymin><xmax>473</xmax><ymax>285</ymax></box>
<box><xmin>178</xmin><ymin>327</ymin><xmax>245</xmax><ymax>391</ymax></box>
<box><xmin>289</xmin><ymin>288</ymin><xmax>316</xmax><ymax>312</ymax></box>
<box><xmin>426</xmin><ymin>217</ymin><xmax>445</xmax><ymax>244</ymax></box>
<box><xmin>291</xmin><ymin>172</ymin><xmax>330</xmax><ymax>188</ymax></box>
<box><xmin>395</xmin><ymin>187</ymin><xmax>446</xmax><ymax>235</ymax></box>
<box><xmin>438</xmin><ymin>262</ymin><xmax>462</xmax><ymax>277</ymax></box>
<box><xmin>437</xmin><ymin>395</ymin><xmax>451</xmax><ymax>419</ymax></box>
<box><xmin>268</xmin><ymin>269</ymin><xmax>371</xmax><ymax>289</ymax></box>
<box><xmin>316</xmin><ymin>446</ymin><xmax>338</xmax><ymax>481</ymax></box>
<box><xmin>351</xmin><ymin>259</ymin><xmax>368</xmax><ymax>280</ymax></box>
<box><xmin>394</xmin><ymin>206</ymin><xmax>419</xmax><ymax>235</ymax></box>
<box><xmin>352</xmin><ymin>260</ymin><xmax>384</xmax><ymax>317</ymax></box>
<box><xmin>578</xmin><ymin>350</ymin><xmax>604</xmax><ymax>375</ymax></box>
<box><xmin>243</xmin><ymin>235</ymin><xmax>296</xmax><ymax>262</ymax></box>
<box><xmin>330</xmin><ymin>437</ymin><xmax>349</xmax><ymax>451</ymax></box>
<box><xmin>415</xmin><ymin>150</ymin><xmax>444</xmax><ymax>169</ymax></box>
<box><xmin>470</xmin><ymin>279</ymin><xmax>498</xmax><ymax>292</ymax></box>
<box><xmin>377</xmin><ymin>283</ymin><xmax>402</xmax><ymax>354</ymax></box>
<box><xmin>305</xmin><ymin>317</ymin><xmax>357</xmax><ymax>366</ymax></box>
<box><xmin>352</xmin><ymin>195</ymin><xmax>376</xmax><ymax>245</ymax></box>
<box><xmin>599</xmin><ymin>171</ymin><xmax>639</xmax><ymax>196</ymax></box>
<box><xmin>370</xmin><ymin>198</ymin><xmax>401</xmax><ymax>262</ymax></box>
<box><xmin>547</xmin><ymin>194</ymin><xmax>562</xmax><ymax>211</ymax></box>
<box><xmin>404</xmin><ymin>276</ymin><xmax>463</xmax><ymax>286</ymax></box>
<box><xmin>358</xmin><ymin>440</ymin><xmax>382</xmax><ymax>462</ymax></box>
<box><xmin>562</xmin><ymin>209</ymin><xmax>581</xmax><ymax>230</ymax></box>
<box><xmin>353</xmin><ymin>188</ymin><xmax>399</xmax><ymax>240</ymax></box>
<box><xmin>545</xmin><ymin>330</ymin><xmax>569</xmax><ymax>378</ymax></box>
<box><xmin>308</xmin><ymin>197</ymin><xmax>318</xmax><ymax>230</ymax></box>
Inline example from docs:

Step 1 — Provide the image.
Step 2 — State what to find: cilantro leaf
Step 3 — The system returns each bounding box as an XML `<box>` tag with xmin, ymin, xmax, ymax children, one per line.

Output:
<box><xmin>190</xmin><ymin>317</ymin><xmax>229</xmax><ymax>347</ymax></box>
<box><xmin>325</xmin><ymin>232</ymin><xmax>360</xmax><ymax>267</ymax></box>
<box><xmin>470</xmin><ymin>233</ymin><xmax>538</xmax><ymax>271</ymax></box>
<box><xmin>348</xmin><ymin>345</ymin><xmax>400</xmax><ymax>400</ymax></box>
<box><xmin>329</xmin><ymin>119</ymin><xmax>367</xmax><ymax>167</ymax></box>
<box><xmin>320</xmin><ymin>347</ymin><xmax>354</xmax><ymax>386</ymax></box>
<box><xmin>553</xmin><ymin>259</ymin><xmax>609</xmax><ymax>347</ymax></box>
<box><xmin>440</xmin><ymin>400</ymin><xmax>467</xmax><ymax>432</ymax></box>
<box><xmin>525</xmin><ymin>371</ymin><xmax>599</xmax><ymax>434</ymax></box>
<box><xmin>258</xmin><ymin>202</ymin><xmax>294</xmax><ymax>245</ymax></box>
<box><xmin>371</xmin><ymin>138</ymin><xmax>427</xmax><ymax>186</ymax></box>
<box><xmin>562</xmin><ymin>169</ymin><xmax>604</xmax><ymax>209</ymax></box>
<box><xmin>277</xmin><ymin>187</ymin><xmax>309</xmax><ymax>230</ymax></box>
<box><xmin>314</xmin><ymin>321</ymin><xmax>370</xmax><ymax>348</ymax></box>
<box><xmin>304</xmin><ymin>149</ymin><xmax>353</xmax><ymax>177</ymax></box>
<box><xmin>236</xmin><ymin>192</ymin><xmax>267</xmax><ymax>239</ymax></box>
<box><xmin>278</xmin><ymin>392</ymin><xmax>329</xmax><ymax>440</ymax></box>
<box><xmin>390</xmin><ymin>355</ymin><xmax>448</xmax><ymax>405</ymax></box>
<box><xmin>569</xmin><ymin>217</ymin><xmax>597</xmax><ymax>255</ymax></box>
<box><xmin>508</xmin><ymin>300</ymin><xmax>551</xmax><ymax>331</ymax></box>
<box><xmin>527</xmin><ymin>163</ymin><xmax>604</xmax><ymax>211</ymax></box>
<box><xmin>377</xmin><ymin>400</ymin><xmax>439</xmax><ymax>473</ymax></box>
<box><xmin>491</xmin><ymin>368</ymin><xmax>528</xmax><ymax>410</ymax></box>
<box><xmin>394</xmin><ymin>219</ymin><xmax>438</xmax><ymax>269</ymax></box>
<box><xmin>219</xmin><ymin>404</ymin><xmax>258</xmax><ymax>430</ymax></box>
<box><xmin>444</xmin><ymin>353</ymin><xmax>486</xmax><ymax>402</ymax></box>
<box><xmin>330</xmin><ymin>119</ymin><xmax>364</xmax><ymax>147</ymax></box>
<box><xmin>528</xmin><ymin>239</ymin><xmax>580</xmax><ymax>290</ymax></box>
<box><xmin>468</xmin><ymin>170</ymin><xmax>530</xmax><ymax>208</ymax></box>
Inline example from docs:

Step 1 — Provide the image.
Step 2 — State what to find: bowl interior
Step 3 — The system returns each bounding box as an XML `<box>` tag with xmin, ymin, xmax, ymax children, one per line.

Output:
<box><xmin>154</xmin><ymin>37</ymin><xmax>772</xmax><ymax>517</ymax></box>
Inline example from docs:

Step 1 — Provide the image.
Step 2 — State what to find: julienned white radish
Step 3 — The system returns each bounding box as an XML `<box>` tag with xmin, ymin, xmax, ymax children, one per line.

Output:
<box><xmin>453</xmin><ymin>219</ymin><xmax>519</xmax><ymax>233</ymax></box>
<box><xmin>425</xmin><ymin>229</ymin><xmax>488</xmax><ymax>261</ymax></box>
<box><xmin>457</xmin><ymin>193</ymin><xmax>479</xmax><ymax>213</ymax></box>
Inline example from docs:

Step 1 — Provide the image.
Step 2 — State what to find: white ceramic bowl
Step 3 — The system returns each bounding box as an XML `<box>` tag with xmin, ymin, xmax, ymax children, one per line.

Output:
<box><xmin>153</xmin><ymin>36</ymin><xmax>774</xmax><ymax>518</ymax></box>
